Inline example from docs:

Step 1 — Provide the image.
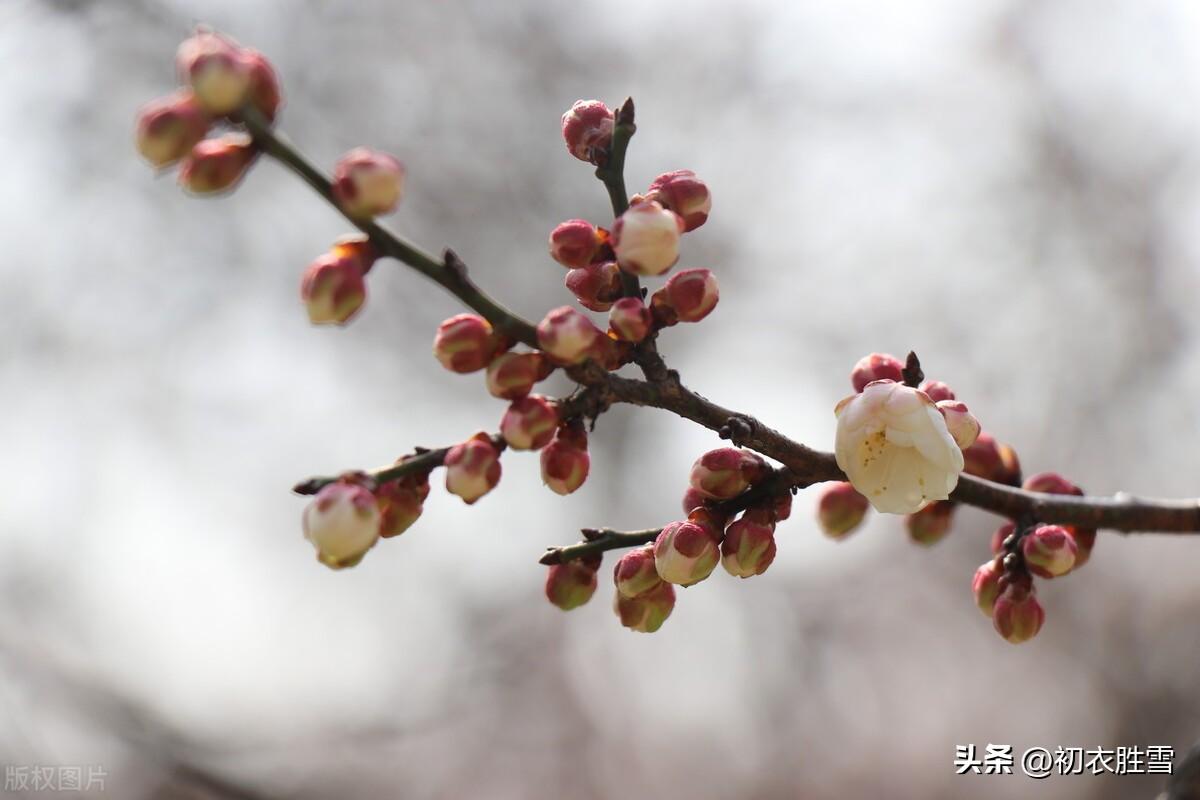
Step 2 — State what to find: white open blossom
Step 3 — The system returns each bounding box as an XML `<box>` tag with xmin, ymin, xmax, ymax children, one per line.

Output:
<box><xmin>834</xmin><ymin>381</ymin><xmax>965</xmax><ymax>514</ymax></box>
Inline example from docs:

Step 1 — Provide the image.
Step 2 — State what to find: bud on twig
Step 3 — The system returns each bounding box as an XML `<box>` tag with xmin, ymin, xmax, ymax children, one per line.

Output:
<box><xmin>549</xmin><ymin>219</ymin><xmax>602</xmax><ymax>269</ymax></box>
<box><xmin>611</xmin><ymin>200</ymin><xmax>684</xmax><ymax>277</ymax></box>
<box><xmin>433</xmin><ymin>314</ymin><xmax>502</xmax><ymax>373</ymax></box>
<box><xmin>177</xmin><ymin>29</ymin><xmax>250</xmax><ymax>115</ymax></box>
<box><xmin>614</xmin><ymin>544</ymin><xmax>663</xmax><ymax>598</ymax></box>
<box><xmin>920</xmin><ymin>380</ymin><xmax>956</xmax><ymax>402</ymax></box>
<box><xmin>302</xmin><ymin>481</ymin><xmax>381</xmax><ymax>569</ymax></box>
<box><xmin>500</xmin><ymin>395</ymin><xmax>559</xmax><ymax>451</ymax></box>
<box><xmin>561</xmin><ymin>100</ymin><xmax>614</xmax><ymax>164</ymax></box>
<box><xmin>972</xmin><ymin>558</ymin><xmax>1004</xmax><ymax>617</ymax></box>
<box><xmin>608</xmin><ymin>297</ymin><xmax>652</xmax><ymax>342</ymax></box>
<box><xmin>536</xmin><ymin>306</ymin><xmax>604</xmax><ymax>364</ymax></box>
<box><xmin>332</xmin><ymin>148</ymin><xmax>405</xmax><ymax>219</ymax></box>
<box><xmin>646</xmin><ymin>169</ymin><xmax>711</xmax><ymax>232</ymax></box>
<box><xmin>992</xmin><ymin>578</ymin><xmax>1044</xmax><ymax>644</ymax></box>
<box><xmin>135</xmin><ymin>91</ymin><xmax>210</xmax><ymax>169</ymax></box>
<box><xmin>721</xmin><ymin>510</ymin><xmax>777</xmax><ymax>578</ymax></box>
<box><xmin>545</xmin><ymin>555</ymin><xmax>601</xmax><ymax>611</ymax></box>
<box><xmin>375</xmin><ymin>471</ymin><xmax>428</xmax><ymax>539</ymax></box>
<box><xmin>937</xmin><ymin>400</ymin><xmax>981</xmax><ymax>450</ymax></box>
<box><xmin>444</xmin><ymin>432</ymin><xmax>502</xmax><ymax>504</ymax></box>
<box><xmin>614</xmin><ymin>581</ymin><xmax>675</xmax><ymax>633</ymax></box>
<box><xmin>485</xmin><ymin>351</ymin><xmax>548</xmax><ymax>400</ymax></box>
<box><xmin>850</xmin><ymin>353</ymin><xmax>904</xmax><ymax>393</ymax></box>
<box><xmin>652</xmin><ymin>268</ymin><xmax>719</xmax><ymax>324</ymax></box>
<box><xmin>688</xmin><ymin>448</ymin><xmax>768</xmax><ymax>500</ymax></box>
<box><xmin>178</xmin><ymin>133</ymin><xmax>257</xmax><ymax>194</ymax></box>
<box><xmin>816</xmin><ymin>482</ymin><xmax>869</xmax><ymax>539</ymax></box>
<box><xmin>905</xmin><ymin>500</ymin><xmax>955</xmax><ymax>546</ymax></box>
<box><xmin>654</xmin><ymin>519</ymin><xmax>722</xmax><ymax>586</ymax></box>
<box><xmin>1021</xmin><ymin>524</ymin><xmax>1077</xmax><ymax>578</ymax></box>
<box><xmin>540</xmin><ymin>422</ymin><xmax>590</xmax><ymax>495</ymax></box>
<box><xmin>300</xmin><ymin>253</ymin><xmax>366</xmax><ymax>325</ymax></box>
<box><xmin>564</xmin><ymin>261</ymin><xmax>623</xmax><ymax>312</ymax></box>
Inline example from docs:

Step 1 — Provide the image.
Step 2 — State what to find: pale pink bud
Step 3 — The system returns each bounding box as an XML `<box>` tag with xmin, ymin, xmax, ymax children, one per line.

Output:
<box><xmin>681</xmin><ymin>487</ymin><xmax>709</xmax><ymax>515</ymax></box>
<box><xmin>972</xmin><ymin>558</ymin><xmax>1004</xmax><ymax>617</ymax></box>
<box><xmin>135</xmin><ymin>91</ymin><xmax>210</xmax><ymax>169</ymax></box>
<box><xmin>688</xmin><ymin>448</ymin><xmax>768</xmax><ymax>500</ymax></box>
<box><xmin>920</xmin><ymin>380</ymin><xmax>956</xmax><ymax>402</ymax></box>
<box><xmin>721</xmin><ymin>510</ymin><xmax>777</xmax><ymax>578</ymax></box>
<box><xmin>990</xmin><ymin>522</ymin><xmax>1014</xmax><ymax>555</ymax></box>
<box><xmin>561</xmin><ymin>99</ymin><xmax>614</xmax><ymax>163</ymax></box>
<box><xmin>614</xmin><ymin>544</ymin><xmax>663</xmax><ymax>598</ymax></box>
<box><xmin>178</xmin><ymin>133</ymin><xmax>257</xmax><ymax>194</ymax></box>
<box><xmin>444</xmin><ymin>432</ymin><xmax>502</xmax><ymax>504</ymax></box>
<box><xmin>1021</xmin><ymin>472</ymin><xmax>1094</xmax><ymax>567</ymax></box>
<box><xmin>962</xmin><ymin>432</ymin><xmax>1021</xmax><ymax>486</ymax></box>
<box><xmin>655</xmin><ymin>268</ymin><xmax>719</xmax><ymax>324</ymax></box>
<box><xmin>850</xmin><ymin>353</ymin><xmax>904</xmax><ymax>393</ymax></box>
<box><xmin>240</xmin><ymin>47</ymin><xmax>282</xmax><ymax>122</ymax></box>
<box><xmin>564</xmin><ymin>261</ymin><xmax>623</xmax><ymax>312</ymax></box>
<box><xmin>1021</xmin><ymin>524</ymin><xmax>1077</xmax><ymax>578</ymax></box>
<box><xmin>500</xmin><ymin>395</ymin><xmax>558</xmax><ymax>451</ymax></box>
<box><xmin>608</xmin><ymin>297</ymin><xmax>652</xmax><ymax>342</ymax></box>
<box><xmin>433</xmin><ymin>314</ymin><xmax>501</xmax><ymax>373</ymax></box>
<box><xmin>653</xmin><ymin>519</ymin><xmax>722</xmax><ymax>587</ymax></box>
<box><xmin>549</xmin><ymin>219</ymin><xmax>601</xmax><ymax>269</ymax></box>
<box><xmin>536</xmin><ymin>306</ymin><xmax>604</xmax><ymax>364</ymax></box>
<box><xmin>302</xmin><ymin>481</ymin><xmax>380</xmax><ymax>569</ymax></box>
<box><xmin>539</xmin><ymin>423</ymin><xmax>590</xmax><ymax>495</ymax></box>
<box><xmin>611</xmin><ymin>200</ymin><xmax>684</xmax><ymax>276</ymax></box>
<box><xmin>545</xmin><ymin>554</ymin><xmax>601</xmax><ymax>611</ymax></box>
<box><xmin>906</xmin><ymin>500</ymin><xmax>955</xmax><ymax>545</ymax></box>
<box><xmin>300</xmin><ymin>253</ymin><xmax>366</xmax><ymax>325</ymax></box>
<box><xmin>937</xmin><ymin>400</ymin><xmax>980</xmax><ymax>450</ymax></box>
<box><xmin>332</xmin><ymin>148</ymin><xmax>405</xmax><ymax>219</ymax></box>
<box><xmin>992</xmin><ymin>580</ymin><xmax>1045</xmax><ymax>644</ymax></box>
<box><xmin>375</xmin><ymin>478</ymin><xmax>426</xmax><ymax>539</ymax></box>
<box><xmin>817</xmin><ymin>482</ymin><xmax>869</xmax><ymax>539</ymax></box>
<box><xmin>614</xmin><ymin>581</ymin><xmax>675</xmax><ymax>633</ymax></box>
<box><xmin>328</xmin><ymin>234</ymin><xmax>378</xmax><ymax>274</ymax></box>
<box><xmin>176</xmin><ymin>30</ymin><xmax>251</xmax><ymax>115</ymax></box>
<box><xmin>646</xmin><ymin>169</ymin><xmax>711</xmax><ymax>232</ymax></box>
<box><xmin>485</xmin><ymin>351</ymin><xmax>548</xmax><ymax>400</ymax></box>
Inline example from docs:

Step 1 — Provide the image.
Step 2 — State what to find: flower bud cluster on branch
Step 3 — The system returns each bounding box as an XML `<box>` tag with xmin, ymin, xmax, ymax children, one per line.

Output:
<box><xmin>138</xmin><ymin>30</ymin><xmax>1200</xmax><ymax>644</ymax></box>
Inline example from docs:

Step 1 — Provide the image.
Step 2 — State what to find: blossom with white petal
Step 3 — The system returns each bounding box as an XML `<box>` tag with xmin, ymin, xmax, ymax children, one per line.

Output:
<box><xmin>834</xmin><ymin>380</ymin><xmax>964</xmax><ymax>514</ymax></box>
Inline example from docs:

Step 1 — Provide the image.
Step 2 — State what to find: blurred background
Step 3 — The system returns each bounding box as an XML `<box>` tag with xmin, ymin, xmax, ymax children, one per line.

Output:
<box><xmin>3</xmin><ymin>0</ymin><xmax>1200</xmax><ymax>797</ymax></box>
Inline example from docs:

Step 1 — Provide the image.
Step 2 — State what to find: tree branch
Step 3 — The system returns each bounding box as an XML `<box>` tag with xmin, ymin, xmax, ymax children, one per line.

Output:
<box><xmin>594</xmin><ymin>97</ymin><xmax>639</xmax><ymax>299</ymax></box>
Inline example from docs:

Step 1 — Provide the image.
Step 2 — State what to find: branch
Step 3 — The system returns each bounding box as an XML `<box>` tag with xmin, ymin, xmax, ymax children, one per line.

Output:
<box><xmin>594</xmin><ymin>97</ymin><xmax>640</xmax><ymax>299</ymax></box>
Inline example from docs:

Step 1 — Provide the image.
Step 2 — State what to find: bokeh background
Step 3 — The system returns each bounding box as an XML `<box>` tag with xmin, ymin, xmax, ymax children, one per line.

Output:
<box><xmin>3</xmin><ymin>1</ymin><xmax>1200</xmax><ymax>798</ymax></box>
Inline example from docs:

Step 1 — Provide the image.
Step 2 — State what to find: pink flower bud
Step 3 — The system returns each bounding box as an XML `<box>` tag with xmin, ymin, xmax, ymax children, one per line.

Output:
<box><xmin>655</xmin><ymin>268</ymin><xmax>719</xmax><ymax>324</ymax></box>
<box><xmin>1021</xmin><ymin>524</ymin><xmax>1077</xmax><ymax>578</ymax></box>
<box><xmin>545</xmin><ymin>555</ymin><xmax>601</xmax><ymax>611</ymax></box>
<box><xmin>332</xmin><ymin>147</ymin><xmax>405</xmax><ymax>219</ymax></box>
<box><xmin>500</xmin><ymin>395</ymin><xmax>558</xmax><ymax>451</ymax></box>
<box><xmin>614</xmin><ymin>544</ymin><xmax>663</xmax><ymax>598</ymax></box>
<box><xmin>962</xmin><ymin>432</ymin><xmax>1021</xmax><ymax>486</ymax></box>
<box><xmin>329</xmin><ymin>234</ymin><xmax>379</xmax><ymax>274</ymax></box>
<box><xmin>561</xmin><ymin>100</ymin><xmax>614</xmax><ymax>163</ymax></box>
<box><xmin>972</xmin><ymin>558</ymin><xmax>1004</xmax><ymax>617</ymax></box>
<box><xmin>614</xmin><ymin>581</ymin><xmax>676</xmax><ymax>633</ymax></box>
<box><xmin>937</xmin><ymin>400</ymin><xmax>980</xmax><ymax>450</ymax></box>
<box><xmin>302</xmin><ymin>481</ymin><xmax>380</xmax><ymax>569</ymax></box>
<box><xmin>433</xmin><ymin>314</ymin><xmax>502</xmax><ymax>373</ymax></box>
<box><xmin>444</xmin><ymin>432</ymin><xmax>502</xmax><ymax>504</ymax></box>
<box><xmin>646</xmin><ymin>169</ymin><xmax>711</xmax><ymax>232</ymax></box>
<box><xmin>992</xmin><ymin>580</ymin><xmax>1045</xmax><ymax>644</ymax></box>
<box><xmin>549</xmin><ymin>219</ymin><xmax>601</xmax><ymax>269</ymax></box>
<box><xmin>681</xmin><ymin>487</ymin><xmax>708</xmax><ymax>515</ymax></box>
<box><xmin>539</xmin><ymin>423</ymin><xmax>590</xmax><ymax>495</ymax></box>
<box><xmin>135</xmin><ymin>91</ymin><xmax>210</xmax><ymax>169</ymax></box>
<box><xmin>1021</xmin><ymin>473</ymin><xmax>1095</xmax><ymax>568</ymax></box>
<box><xmin>240</xmin><ymin>47</ymin><xmax>282</xmax><ymax>122</ymax></box>
<box><xmin>653</xmin><ymin>519</ymin><xmax>722</xmax><ymax>587</ymax></box>
<box><xmin>375</xmin><ymin>478</ymin><xmax>426</xmax><ymax>539</ymax></box>
<box><xmin>768</xmin><ymin>490</ymin><xmax>793</xmax><ymax>522</ymax></box>
<box><xmin>176</xmin><ymin>30</ymin><xmax>251</xmax><ymax>115</ymax></box>
<box><xmin>536</xmin><ymin>306</ymin><xmax>604</xmax><ymax>364</ymax></box>
<box><xmin>688</xmin><ymin>448</ymin><xmax>768</xmax><ymax>500</ymax></box>
<box><xmin>300</xmin><ymin>253</ymin><xmax>366</xmax><ymax>325</ymax></box>
<box><xmin>906</xmin><ymin>500</ymin><xmax>955</xmax><ymax>545</ymax></box>
<box><xmin>611</xmin><ymin>200</ymin><xmax>684</xmax><ymax>277</ymax></box>
<box><xmin>920</xmin><ymin>380</ymin><xmax>956</xmax><ymax>402</ymax></box>
<box><xmin>721</xmin><ymin>511</ymin><xmax>777</xmax><ymax>578</ymax></box>
<box><xmin>608</xmin><ymin>297</ymin><xmax>652</xmax><ymax>342</ymax></box>
<box><xmin>850</xmin><ymin>353</ymin><xmax>904</xmax><ymax>393</ymax></box>
<box><xmin>178</xmin><ymin>133</ymin><xmax>257</xmax><ymax>194</ymax></box>
<box><xmin>990</xmin><ymin>522</ymin><xmax>1014</xmax><ymax>555</ymax></box>
<box><xmin>817</xmin><ymin>482</ymin><xmax>869</xmax><ymax>539</ymax></box>
<box><xmin>564</xmin><ymin>261</ymin><xmax>623</xmax><ymax>312</ymax></box>
<box><xmin>485</xmin><ymin>351</ymin><xmax>548</xmax><ymax>400</ymax></box>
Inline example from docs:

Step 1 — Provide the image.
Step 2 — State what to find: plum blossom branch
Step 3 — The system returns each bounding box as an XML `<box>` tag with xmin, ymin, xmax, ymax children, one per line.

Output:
<box><xmin>593</xmin><ymin>97</ymin><xmax>640</xmax><ymax>299</ymax></box>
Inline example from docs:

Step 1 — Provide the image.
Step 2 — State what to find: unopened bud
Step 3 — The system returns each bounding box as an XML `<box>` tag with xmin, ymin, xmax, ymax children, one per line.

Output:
<box><xmin>614</xmin><ymin>544</ymin><xmax>663</xmax><ymax>598</ymax></box>
<box><xmin>920</xmin><ymin>380</ymin><xmax>956</xmax><ymax>402</ymax></box>
<box><xmin>329</xmin><ymin>234</ymin><xmax>378</xmax><ymax>274</ymax></box>
<box><xmin>561</xmin><ymin>99</ymin><xmax>614</xmax><ymax>163</ymax></box>
<box><xmin>681</xmin><ymin>487</ymin><xmax>708</xmax><ymax>515</ymax></box>
<box><xmin>963</xmin><ymin>432</ymin><xmax>1021</xmax><ymax>486</ymax></box>
<box><xmin>609</xmin><ymin>297</ymin><xmax>652</xmax><ymax>342</ymax></box>
<box><xmin>653</xmin><ymin>268</ymin><xmax>719</xmax><ymax>324</ymax></box>
<box><xmin>178</xmin><ymin>133</ymin><xmax>257</xmax><ymax>194</ymax></box>
<box><xmin>937</xmin><ymin>400</ymin><xmax>980</xmax><ymax>450</ymax></box>
<box><xmin>721</xmin><ymin>510</ymin><xmax>777</xmax><ymax>578</ymax></box>
<box><xmin>300</xmin><ymin>253</ymin><xmax>366</xmax><ymax>325</ymax></box>
<box><xmin>1021</xmin><ymin>472</ymin><xmax>1095</xmax><ymax>568</ymax></box>
<box><xmin>536</xmin><ymin>306</ymin><xmax>604</xmax><ymax>364</ymax></box>
<box><xmin>332</xmin><ymin>148</ymin><xmax>405</xmax><ymax>219</ymax></box>
<box><xmin>850</xmin><ymin>353</ymin><xmax>905</xmax><ymax>393</ymax></box>
<box><xmin>444</xmin><ymin>432</ymin><xmax>502</xmax><ymax>504</ymax></box>
<box><xmin>654</xmin><ymin>519</ymin><xmax>722</xmax><ymax>586</ymax></box>
<box><xmin>614</xmin><ymin>581</ymin><xmax>675</xmax><ymax>633</ymax></box>
<box><xmin>500</xmin><ymin>395</ymin><xmax>558</xmax><ymax>451</ymax></box>
<box><xmin>972</xmin><ymin>558</ymin><xmax>1004</xmax><ymax>617</ymax></box>
<box><xmin>549</xmin><ymin>219</ymin><xmax>601</xmax><ymax>269</ymax></box>
<box><xmin>817</xmin><ymin>482</ymin><xmax>869</xmax><ymax>539</ymax></box>
<box><xmin>906</xmin><ymin>500</ymin><xmax>955</xmax><ymax>545</ymax></box>
<box><xmin>564</xmin><ymin>261</ymin><xmax>623</xmax><ymax>312</ymax></box>
<box><xmin>992</xmin><ymin>580</ymin><xmax>1045</xmax><ymax>644</ymax></box>
<box><xmin>688</xmin><ymin>448</ymin><xmax>768</xmax><ymax>500</ymax></box>
<box><xmin>177</xmin><ymin>29</ymin><xmax>251</xmax><ymax>115</ymax></box>
<box><xmin>545</xmin><ymin>555</ymin><xmax>601</xmax><ymax>611</ymax></box>
<box><xmin>771</xmin><ymin>490</ymin><xmax>793</xmax><ymax>522</ymax></box>
<box><xmin>539</xmin><ymin>423</ymin><xmax>590</xmax><ymax>495</ymax></box>
<box><xmin>433</xmin><ymin>314</ymin><xmax>501</xmax><ymax>373</ymax></box>
<box><xmin>375</xmin><ymin>474</ymin><xmax>427</xmax><ymax>539</ymax></box>
<box><xmin>646</xmin><ymin>169</ymin><xmax>711</xmax><ymax>232</ymax></box>
<box><xmin>485</xmin><ymin>351</ymin><xmax>548</xmax><ymax>400</ymax></box>
<box><xmin>1021</xmin><ymin>524</ymin><xmax>1077</xmax><ymax>578</ymax></box>
<box><xmin>240</xmin><ymin>47</ymin><xmax>282</xmax><ymax>122</ymax></box>
<box><xmin>611</xmin><ymin>200</ymin><xmax>684</xmax><ymax>277</ymax></box>
<box><xmin>302</xmin><ymin>481</ymin><xmax>380</xmax><ymax>569</ymax></box>
<box><xmin>135</xmin><ymin>91</ymin><xmax>210</xmax><ymax>169</ymax></box>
